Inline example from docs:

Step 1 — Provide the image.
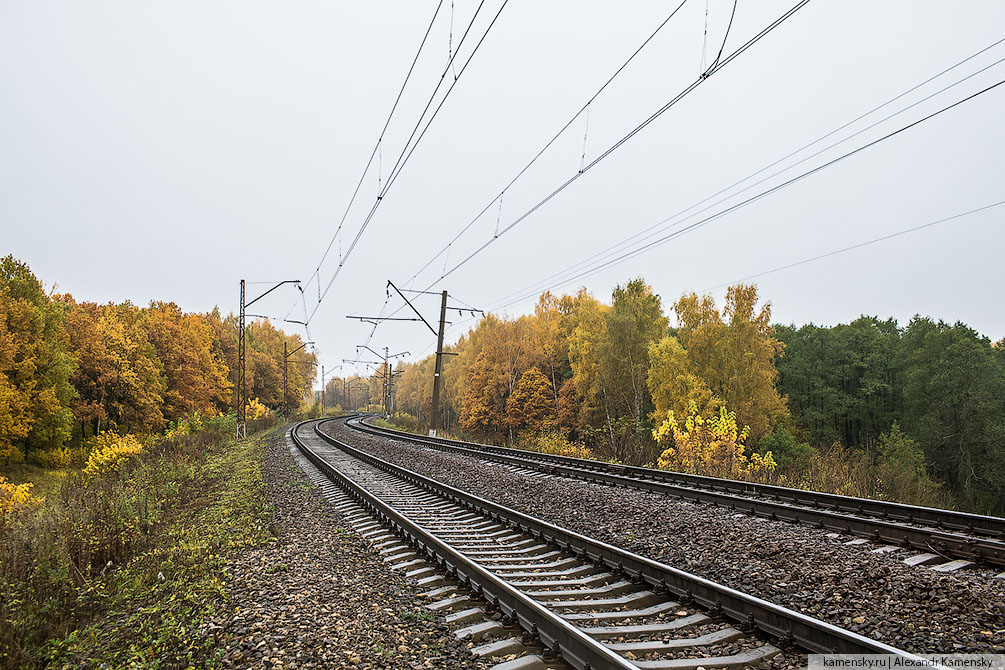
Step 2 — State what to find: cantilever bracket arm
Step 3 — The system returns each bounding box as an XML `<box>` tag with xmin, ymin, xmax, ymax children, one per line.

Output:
<box><xmin>247</xmin><ymin>280</ymin><xmax>300</xmax><ymax>308</ymax></box>
<box><xmin>287</xmin><ymin>341</ymin><xmax>313</xmax><ymax>357</ymax></box>
<box><xmin>347</xmin><ymin>315</ymin><xmax>424</xmax><ymax>325</ymax></box>
<box><xmin>386</xmin><ymin>280</ymin><xmax>438</xmax><ymax>337</ymax></box>
<box><xmin>356</xmin><ymin>344</ymin><xmax>389</xmax><ymax>360</ymax></box>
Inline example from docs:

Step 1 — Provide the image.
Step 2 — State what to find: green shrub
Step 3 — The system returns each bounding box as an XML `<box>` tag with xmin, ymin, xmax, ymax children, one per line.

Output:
<box><xmin>875</xmin><ymin>423</ymin><xmax>950</xmax><ymax>507</ymax></box>
<box><xmin>757</xmin><ymin>425</ymin><xmax>813</xmax><ymax>471</ymax></box>
<box><xmin>29</xmin><ymin>447</ymin><xmax>74</xmax><ymax>469</ymax></box>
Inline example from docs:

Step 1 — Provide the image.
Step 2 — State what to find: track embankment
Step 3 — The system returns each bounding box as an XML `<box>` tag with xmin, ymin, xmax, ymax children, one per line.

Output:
<box><xmin>322</xmin><ymin>420</ymin><xmax>1005</xmax><ymax>655</ymax></box>
<box><xmin>214</xmin><ymin>428</ymin><xmax>489</xmax><ymax>669</ymax></box>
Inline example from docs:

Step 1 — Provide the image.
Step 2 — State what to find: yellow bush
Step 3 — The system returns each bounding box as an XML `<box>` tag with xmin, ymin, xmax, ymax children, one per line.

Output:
<box><xmin>654</xmin><ymin>401</ymin><xmax>776</xmax><ymax>480</ymax></box>
<box><xmin>165</xmin><ymin>410</ymin><xmax>207</xmax><ymax>438</ymax></box>
<box><xmin>0</xmin><ymin>475</ymin><xmax>44</xmax><ymax>523</ymax></box>
<box><xmin>518</xmin><ymin>431</ymin><xmax>594</xmax><ymax>460</ymax></box>
<box><xmin>84</xmin><ymin>432</ymin><xmax>144</xmax><ymax>480</ymax></box>
<box><xmin>246</xmin><ymin>398</ymin><xmax>272</xmax><ymax>421</ymax></box>
<box><xmin>31</xmin><ymin>446</ymin><xmax>74</xmax><ymax>469</ymax></box>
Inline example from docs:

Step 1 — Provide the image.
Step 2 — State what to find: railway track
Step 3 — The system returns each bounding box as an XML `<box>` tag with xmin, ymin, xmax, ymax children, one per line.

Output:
<box><xmin>292</xmin><ymin>417</ymin><xmax>923</xmax><ymax>670</ymax></box>
<box><xmin>347</xmin><ymin>416</ymin><xmax>1005</xmax><ymax>569</ymax></box>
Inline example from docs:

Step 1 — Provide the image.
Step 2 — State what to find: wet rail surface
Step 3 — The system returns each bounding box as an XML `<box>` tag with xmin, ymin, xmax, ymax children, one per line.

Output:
<box><xmin>292</xmin><ymin>417</ymin><xmax>922</xmax><ymax>670</ymax></box>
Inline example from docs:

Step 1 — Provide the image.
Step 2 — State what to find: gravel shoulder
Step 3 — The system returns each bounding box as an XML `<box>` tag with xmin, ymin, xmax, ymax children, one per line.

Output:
<box><xmin>214</xmin><ymin>427</ymin><xmax>489</xmax><ymax>669</ymax></box>
<box><xmin>323</xmin><ymin>420</ymin><xmax>1005</xmax><ymax>655</ymax></box>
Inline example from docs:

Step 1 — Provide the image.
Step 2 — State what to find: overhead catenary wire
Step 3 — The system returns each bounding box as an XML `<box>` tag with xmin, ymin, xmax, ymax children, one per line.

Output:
<box><xmin>702</xmin><ymin>200</ymin><xmax>1005</xmax><ymax>292</ymax></box>
<box><xmin>489</xmin><ymin>76</ymin><xmax>1005</xmax><ymax>312</ymax></box>
<box><xmin>484</xmin><ymin>43</ymin><xmax>1005</xmax><ymax>311</ymax></box>
<box><xmin>294</xmin><ymin>0</ymin><xmax>499</xmax><ymax>329</ymax></box>
<box><xmin>409</xmin><ymin>201</ymin><xmax>1005</xmax><ymax>361</ymax></box>
<box><xmin>361</xmin><ymin>0</ymin><xmax>806</xmax><ymax>360</ymax></box>
<box><xmin>308</xmin><ymin>0</ymin><xmax>509</xmax><ymax>324</ymax></box>
<box><xmin>333</xmin><ymin>7</ymin><xmax>1003</xmax><ymax>371</ymax></box>
<box><xmin>304</xmin><ymin>1</ymin><xmax>445</xmax><ymax>297</ymax></box>
<box><xmin>360</xmin><ymin>68</ymin><xmax>1005</xmax><ymax>369</ymax></box>
<box><xmin>433</xmin><ymin>0</ymin><xmax>812</xmax><ymax>286</ymax></box>
<box><xmin>401</xmin><ymin>0</ymin><xmax>690</xmax><ymax>289</ymax></box>
<box><xmin>708</xmin><ymin>0</ymin><xmax>739</xmax><ymax>72</ymax></box>
<box><xmin>312</xmin><ymin>0</ymin><xmax>511</xmax><ymax>358</ymax></box>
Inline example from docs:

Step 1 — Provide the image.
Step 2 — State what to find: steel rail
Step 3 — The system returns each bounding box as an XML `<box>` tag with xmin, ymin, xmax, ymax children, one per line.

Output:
<box><xmin>347</xmin><ymin>417</ymin><xmax>1005</xmax><ymax>567</ymax></box>
<box><xmin>306</xmin><ymin>417</ymin><xmax>924</xmax><ymax>658</ymax></box>
<box><xmin>292</xmin><ymin>420</ymin><xmax>637</xmax><ymax>670</ymax></box>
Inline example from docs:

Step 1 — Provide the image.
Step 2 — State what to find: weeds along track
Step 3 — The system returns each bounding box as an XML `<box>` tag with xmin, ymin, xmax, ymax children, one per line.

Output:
<box><xmin>349</xmin><ymin>417</ymin><xmax>1005</xmax><ymax>570</ymax></box>
<box><xmin>292</xmin><ymin>418</ymin><xmax>921</xmax><ymax>670</ymax></box>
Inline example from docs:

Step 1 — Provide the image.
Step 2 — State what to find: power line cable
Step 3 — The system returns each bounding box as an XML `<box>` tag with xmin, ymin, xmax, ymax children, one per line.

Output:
<box><xmin>490</xmin><ymin>76</ymin><xmax>1005</xmax><ymax>311</ymax></box>
<box><xmin>401</xmin><ymin>0</ymin><xmax>690</xmax><ymax>288</ymax></box>
<box><xmin>702</xmin><ymin>200</ymin><xmax>1005</xmax><ymax>291</ymax></box>
<box><xmin>346</xmin><ymin>27</ymin><xmax>1004</xmax><ymax>365</ymax></box>
<box><xmin>372</xmin><ymin>0</ymin><xmax>806</xmax><ymax>357</ymax></box>
<box><xmin>305</xmin><ymin>1</ymin><xmax>445</xmax><ymax>296</ymax></box>
<box><xmin>485</xmin><ymin>46</ymin><xmax>1005</xmax><ymax>310</ymax></box>
<box><xmin>435</xmin><ymin>0</ymin><xmax>812</xmax><ymax>285</ymax></box>
<box><xmin>361</xmin><ymin>199</ymin><xmax>1005</xmax><ymax>363</ymax></box>
<box><xmin>297</xmin><ymin>0</ymin><xmax>494</xmax><ymax>325</ymax></box>
<box><xmin>708</xmin><ymin>0</ymin><xmax>739</xmax><ymax>71</ymax></box>
<box><xmin>308</xmin><ymin>0</ymin><xmax>509</xmax><ymax>323</ymax></box>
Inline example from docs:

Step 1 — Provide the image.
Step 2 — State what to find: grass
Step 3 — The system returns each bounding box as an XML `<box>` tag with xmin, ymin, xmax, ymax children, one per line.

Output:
<box><xmin>2</xmin><ymin>426</ymin><xmax>276</xmax><ymax>669</ymax></box>
<box><xmin>1</xmin><ymin>462</ymin><xmax>70</xmax><ymax>500</ymax></box>
<box><xmin>399</xmin><ymin>609</ymin><xmax>434</xmax><ymax>622</ymax></box>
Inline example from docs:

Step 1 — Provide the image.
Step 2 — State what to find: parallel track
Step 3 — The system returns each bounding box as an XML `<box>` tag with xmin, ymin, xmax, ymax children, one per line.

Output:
<box><xmin>293</xmin><ymin>417</ymin><xmax>921</xmax><ymax>670</ymax></box>
<box><xmin>347</xmin><ymin>417</ymin><xmax>1005</xmax><ymax>568</ymax></box>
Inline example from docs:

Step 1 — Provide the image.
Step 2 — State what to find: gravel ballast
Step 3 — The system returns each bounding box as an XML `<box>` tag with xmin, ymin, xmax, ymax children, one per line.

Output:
<box><xmin>323</xmin><ymin>420</ymin><xmax>1005</xmax><ymax>655</ymax></box>
<box><xmin>214</xmin><ymin>427</ymin><xmax>490</xmax><ymax>669</ymax></box>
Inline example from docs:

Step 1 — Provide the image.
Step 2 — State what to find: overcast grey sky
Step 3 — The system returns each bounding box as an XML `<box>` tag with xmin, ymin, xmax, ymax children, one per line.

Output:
<box><xmin>2</xmin><ymin>1</ymin><xmax>1004</xmax><ymax>382</ymax></box>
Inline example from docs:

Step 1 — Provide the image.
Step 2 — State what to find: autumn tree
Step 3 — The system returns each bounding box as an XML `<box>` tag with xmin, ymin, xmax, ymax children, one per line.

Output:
<box><xmin>654</xmin><ymin>400</ymin><xmax>776</xmax><ymax>480</ymax></box>
<box><xmin>505</xmin><ymin>367</ymin><xmax>555</xmax><ymax>432</ymax></box>
<box><xmin>458</xmin><ymin>315</ymin><xmax>543</xmax><ymax>441</ymax></box>
<box><xmin>0</xmin><ymin>256</ymin><xmax>76</xmax><ymax>460</ymax></box>
<box><xmin>137</xmin><ymin>302</ymin><xmax>231</xmax><ymax>421</ymax></box>
<box><xmin>61</xmin><ymin>298</ymin><xmax>166</xmax><ymax>436</ymax></box>
<box><xmin>238</xmin><ymin>319</ymin><xmax>316</xmax><ymax>412</ymax></box>
<box><xmin>565</xmin><ymin>281</ymin><xmax>666</xmax><ymax>463</ymax></box>
<box><xmin>460</xmin><ymin>351</ymin><xmax>509</xmax><ymax>440</ymax></box>
<box><xmin>600</xmin><ymin>279</ymin><xmax>667</xmax><ymax>426</ymax></box>
<box><xmin>566</xmin><ymin>290</ymin><xmax>609</xmax><ymax>431</ymax></box>
<box><xmin>203</xmin><ymin>308</ymin><xmax>240</xmax><ymax>407</ymax></box>
<box><xmin>649</xmin><ymin>284</ymin><xmax>788</xmax><ymax>445</ymax></box>
<box><xmin>0</xmin><ymin>304</ymin><xmax>26</xmax><ymax>462</ymax></box>
<box><xmin>532</xmin><ymin>292</ymin><xmax>571</xmax><ymax>412</ymax></box>
<box><xmin>395</xmin><ymin>356</ymin><xmax>434</xmax><ymax>421</ymax></box>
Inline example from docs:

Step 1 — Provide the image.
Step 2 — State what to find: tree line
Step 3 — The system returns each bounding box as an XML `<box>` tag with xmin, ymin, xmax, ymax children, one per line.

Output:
<box><xmin>0</xmin><ymin>256</ymin><xmax>316</xmax><ymax>464</ymax></box>
<box><xmin>320</xmin><ymin>372</ymin><xmax>373</xmax><ymax>411</ymax></box>
<box><xmin>389</xmin><ymin>279</ymin><xmax>1005</xmax><ymax>514</ymax></box>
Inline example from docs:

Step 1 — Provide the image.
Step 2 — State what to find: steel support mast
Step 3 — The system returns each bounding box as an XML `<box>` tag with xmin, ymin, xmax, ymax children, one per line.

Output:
<box><xmin>429</xmin><ymin>290</ymin><xmax>448</xmax><ymax>436</ymax></box>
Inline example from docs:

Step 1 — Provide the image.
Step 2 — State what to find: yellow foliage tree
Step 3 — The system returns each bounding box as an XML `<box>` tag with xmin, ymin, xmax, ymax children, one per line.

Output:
<box><xmin>648</xmin><ymin>284</ymin><xmax>789</xmax><ymax>444</ymax></box>
<box><xmin>83</xmin><ymin>432</ymin><xmax>144</xmax><ymax>480</ymax></box>
<box><xmin>654</xmin><ymin>401</ymin><xmax>776</xmax><ymax>480</ymax></box>
<box><xmin>505</xmin><ymin>367</ymin><xmax>556</xmax><ymax>432</ymax></box>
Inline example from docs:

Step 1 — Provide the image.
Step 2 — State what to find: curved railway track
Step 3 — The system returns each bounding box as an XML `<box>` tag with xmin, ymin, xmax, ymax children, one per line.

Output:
<box><xmin>347</xmin><ymin>416</ymin><xmax>1005</xmax><ymax>569</ymax></box>
<box><xmin>292</xmin><ymin>417</ymin><xmax>923</xmax><ymax>670</ymax></box>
